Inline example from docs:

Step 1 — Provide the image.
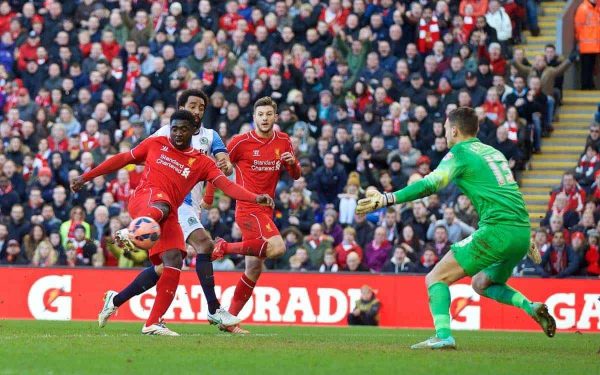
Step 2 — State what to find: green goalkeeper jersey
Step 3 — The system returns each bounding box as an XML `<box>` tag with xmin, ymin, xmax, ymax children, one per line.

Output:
<box><xmin>393</xmin><ymin>137</ymin><xmax>530</xmax><ymax>228</ymax></box>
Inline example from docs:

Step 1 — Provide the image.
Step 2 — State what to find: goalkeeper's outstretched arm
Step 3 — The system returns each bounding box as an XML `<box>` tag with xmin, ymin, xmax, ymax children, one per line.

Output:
<box><xmin>355</xmin><ymin>163</ymin><xmax>454</xmax><ymax>215</ymax></box>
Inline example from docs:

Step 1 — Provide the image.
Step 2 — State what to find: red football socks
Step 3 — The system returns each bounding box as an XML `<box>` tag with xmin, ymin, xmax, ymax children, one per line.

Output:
<box><xmin>145</xmin><ymin>266</ymin><xmax>180</xmax><ymax>327</ymax></box>
<box><xmin>229</xmin><ymin>274</ymin><xmax>256</xmax><ymax>316</ymax></box>
<box><xmin>138</xmin><ymin>205</ymin><xmax>165</xmax><ymax>223</ymax></box>
<box><xmin>223</xmin><ymin>239</ymin><xmax>268</xmax><ymax>258</ymax></box>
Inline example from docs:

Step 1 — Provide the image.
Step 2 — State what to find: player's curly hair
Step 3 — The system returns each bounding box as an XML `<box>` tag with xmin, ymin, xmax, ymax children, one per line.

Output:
<box><xmin>170</xmin><ymin>109</ymin><xmax>197</xmax><ymax>126</ymax></box>
<box><xmin>177</xmin><ymin>89</ymin><xmax>209</xmax><ymax>109</ymax></box>
<box><xmin>253</xmin><ymin>96</ymin><xmax>278</xmax><ymax>113</ymax></box>
<box><xmin>448</xmin><ymin>106</ymin><xmax>479</xmax><ymax>136</ymax></box>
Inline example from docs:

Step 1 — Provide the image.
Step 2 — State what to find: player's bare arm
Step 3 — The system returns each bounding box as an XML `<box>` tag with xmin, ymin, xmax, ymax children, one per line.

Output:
<box><xmin>71</xmin><ymin>152</ymin><xmax>141</xmax><ymax>193</ymax></box>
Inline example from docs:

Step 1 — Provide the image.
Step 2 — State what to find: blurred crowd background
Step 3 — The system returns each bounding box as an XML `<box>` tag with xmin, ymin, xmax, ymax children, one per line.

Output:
<box><xmin>0</xmin><ymin>0</ymin><xmax>597</xmax><ymax>279</ymax></box>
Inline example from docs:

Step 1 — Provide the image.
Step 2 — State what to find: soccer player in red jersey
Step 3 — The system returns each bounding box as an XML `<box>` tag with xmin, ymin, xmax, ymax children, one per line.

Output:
<box><xmin>71</xmin><ymin>110</ymin><xmax>273</xmax><ymax>336</ymax></box>
<box><xmin>203</xmin><ymin>96</ymin><xmax>301</xmax><ymax>333</ymax></box>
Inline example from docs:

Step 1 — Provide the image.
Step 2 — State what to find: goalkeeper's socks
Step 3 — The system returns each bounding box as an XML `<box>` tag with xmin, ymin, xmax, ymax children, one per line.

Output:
<box><xmin>145</xmin><ymin>266</ymin><xmax>181</xmax><ymax>327</ymax></box>
<box><xmin>223</xmin><ymin>239</ymin><xmax>268</xmax><ymax>258</ymax></box>
<box><xmin>229</xmin><ymin>274</ymin><xmax>256</xmax><ymax>316</ymax></box>
<box><xmin>482</xmin><ymin>284</ymin><xmax>534</xmax><ymax>316</ymax></box>
<box><xmin>428</xmin><ymin>281</ymin><xmax>452</xmax><ymax>339</ymax></box>
<box><xmin>196</xmin><ymin>253</ymin><xmax>220</xmax><ymax>314</ymax></box>
<box><xmin>113</xmin><ymin>266</ymin><xmax>159</xmax><ymax>307</ymax></box>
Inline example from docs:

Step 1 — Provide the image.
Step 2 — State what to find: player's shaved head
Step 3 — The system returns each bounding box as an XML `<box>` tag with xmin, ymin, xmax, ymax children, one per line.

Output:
<box><xmin>447</xmin><ymin>107</ymin><xmax>479</xmax><ymax>137</ymax></box>
<box><xmin>170</xmin><ymin>109</ymin><xmax>196</xmax><ymax>126</ymax></box>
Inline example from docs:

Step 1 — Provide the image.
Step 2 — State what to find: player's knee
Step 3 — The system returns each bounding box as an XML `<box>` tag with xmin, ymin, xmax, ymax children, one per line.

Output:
<box><xmin>265</xmin><ymin>237</ymin><xmax>285</xmax><ymax>259</ymax></box>
<box><xmin>188</xmin><ymin>230</ymin><xmax>213</xmax><ymax>254</ymax></box>
<box><xmin>162</xmin><ymin>250</ymin><xmax>183</xmax><ymax>269</ymax></box>
<box><xmin>471</xmin><ymin>273</ymin><xmax>491</xmax><ymax>295</ymax></box>
<box><xmin>154</xmin><ymin>264</ymin><xmax>164</xmax><ymax>275</ymax></box>
<box><xmin>245</xmin><ymin>261</ymin><xmax>262</xmax><ymax>280</ymax></box>
<box><xmin>153</xmin><ymin>202</ymin><xmax>170</xmax><ymax>219</ymax></box>
<box><xmin>425</xmin><ymin>271</ymin><xmax>441</xmax><ymax>287</ymax></box>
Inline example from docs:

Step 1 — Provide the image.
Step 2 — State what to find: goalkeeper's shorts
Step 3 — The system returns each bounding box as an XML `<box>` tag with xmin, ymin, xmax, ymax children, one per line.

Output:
<box><xmin>452</xmin><ymin>225</ymin><xmax>530</xmax><ymax>284</ymax></box>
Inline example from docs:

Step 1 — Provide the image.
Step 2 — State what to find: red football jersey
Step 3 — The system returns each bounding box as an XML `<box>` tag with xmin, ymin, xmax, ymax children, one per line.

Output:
<box><xmin>131</xmin><ymin>136</ymin><xmax>223</xmax><ymax>209</ymax></box>
<box><xmin>228</xmin><ymin>130</ymin><xmax>300</xmax><ymax>216</ymax></box>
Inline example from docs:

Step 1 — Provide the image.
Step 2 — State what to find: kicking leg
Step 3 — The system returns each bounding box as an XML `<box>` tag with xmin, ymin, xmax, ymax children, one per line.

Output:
<box><xmin>116</xmin><ymin>202</ymin><xmax>171</xmax><ymax>252</ymax></box>
<box><xmin>142</xmin><ymin>249</ymin><xmax>182</xmax><ymax>336</ymax></box>
<box><xmin>411</xmin><ymin>251</ymin><xmax>466</xmax><ymax>350</ymax></box>
<box><xmin>98</xmin><ymin>265</ymin><xmax>162</xmax><ymax>328</ymax></box>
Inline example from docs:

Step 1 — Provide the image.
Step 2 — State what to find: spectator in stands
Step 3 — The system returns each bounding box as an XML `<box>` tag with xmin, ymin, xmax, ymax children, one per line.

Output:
<box><xmin>334</xmin><ymin>227</ymin><xmax>363</xmax><ymax>269</ymax></box>
<box><xmin>454</xmin><ymin>195</ymin><xmax>479</xmax><ymax>229</ymax></box>
<box><xmin>574</xmin><ymin>0</ymin><xmax>600</xmax><ymax>90</ymax></box>
<box><xmin>0</xmin><ymin>173</ymin><xmax>19</xmax><ymax>216</ymax></box>
<box><xmin>266</xmin><ymin>227</ymin><xmax>303</xmax><ymax>271</ymax></box>
<box><xmin>572</xmin><ymin>209</ymin><xmax>598</xmax><ymax>234</ymax></box>
<box><xmin>348</xmin><ymin>285</ymin><xmax>380</xmax><ymax>326</ymax></box>
<box><xmin>383</xmin><ymin>244</ymin><xmax>416</xmax><ymax>273</ymax></box>
<box><xmin>31</xmin><ymin>240</ymin><xmax>58</xmax><ymax>267</ymax></box>
<box><xmin>548</xmin><ymin>171</ymin><xmax>586</xmax><ymax>215</ymax></box>
<box><xmin>322</xmin><ymin>209</ymin><xmax>343</xmax><ymax>246</ymax></box>
<box><xmin>342</xmin><ymin>250</ymin><xmax>369</xmax><ymax>272</ymax></box>
<box><xmin>415</xmin><ymin>245</ymin><xmax>439</xmax><ymax>273</ymax></box>
<box><xmin>302</xmin><ymin>223</ymin><xmax>333</xmax><ymax>266</ymax></box>
<box><xmin>583</xmin><ymin>229</ymin><xmax>600</xmax><ymax>276</ymax></box>
<box><xmin>537</xmin><ymin>230</ymin><xmax>580</xmax><ymax>278</ymax></box>
<box><xmin>363</xmin><ymin>226</ymin><xmax>392</xmax><ymax>272</ymax></box>
<box><xmin>319</xmin><ymin>249</ymin><xmax>339</xmax><ymax>272</ymax></box>
<box><xmin>589</xmin><ymin>171</ymin><xmax>600</xmax><ymax>201</ymax></box>
<box><xmin>22</xmin><ymin>223</ymin><xmax>45</xmax><ymax>261</ymax></box>
<box><xmin>353</xmin><ymin>213</ymin><xmax>375</xmax><ymax>250</ymax></box>
<box><xmin>575</xmin><ymin>144</ymin><xmax>600</xmax><ymax>188</ymax></box>
<box><xmin>427</xmin><ymin>206</ymin><xmax>475</xmax><ymax>243</ymax></box>
<box><xmin>313</xmin><ymin>153</ymin><xmax>347</xmax><ymax>207</ymax></box>
<box><xmin>288</xmin><ymin>247</ymin><xmax>314</xmax><ymax>271</ymax></box>
<box><xmin>585</xmin><ymin>123</ymin><xmax>600</xmax><ymax>151</ymax></box>
<box><xmin>387</xmin><ymin>136</ymin><xmax>421</xmax><ymax>176</ymax></box>
<box><xmin>429</xmin><ymin>224</ymin><xmax>452</xmax><ymax>257</ymax></box>
<box><xmin>59</xmin><ymin>206</ymin><xmax>90</xmax><ymax>248</ymax></box>
<box><xmin>7</xmin><ymin>204</ymin><xmax>30</xmax><ymax>243</ymax></box>
<box><xmin>570</xmin><ymin>231</ymin><xmax>588</xmax><ymax>270</ymax></box>
<box><xmin>541</xmin><ymin>192</ymin><xmax>580</xmax><ymax>229</ymax></box>
<box><xmin>206</xmin><ymin>208</ymin><xmax>229</xmax><ymax>240</ymax></box>
<box><xmin>512</xmin><ymin>49</ymin><xmax>577</xmax><ymax>129</ymax></box>
<box><xmin>489</xmin><ymin>125</ymin><xmax>521</xmax><ymax>177</ymax></box>
<box><xmin>0</xmin><ymin>239</ymin><xmax>27</xmax><ymax>265</ymax></box>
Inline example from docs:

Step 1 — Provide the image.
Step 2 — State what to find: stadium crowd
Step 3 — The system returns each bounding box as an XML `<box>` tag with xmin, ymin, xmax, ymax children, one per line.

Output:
<box><xmin>0</xmin><ymin>0</ymin><xmax>594</xmax><ymax>278</ymax></box>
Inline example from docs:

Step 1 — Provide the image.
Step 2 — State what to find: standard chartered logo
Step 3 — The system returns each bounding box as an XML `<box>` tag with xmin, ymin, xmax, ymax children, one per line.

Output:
<box><xmin>157</xmin><ymin>154</ymin><xmax>191</xmax><ymax>178</ymax></box>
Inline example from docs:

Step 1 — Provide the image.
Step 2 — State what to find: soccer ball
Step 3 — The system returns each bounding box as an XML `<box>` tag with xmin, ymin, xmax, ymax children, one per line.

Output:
<box><xmin>128</xmin><ymin>216</ymin><xmax>161</xmax><ymax>250</ymax></box>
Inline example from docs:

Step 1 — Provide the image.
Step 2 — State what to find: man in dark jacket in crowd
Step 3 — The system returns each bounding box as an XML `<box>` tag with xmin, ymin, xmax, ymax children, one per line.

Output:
<box><xmin>348</xmin><ymin>285</ymin><xmax>380</xmax><ymax>326</ymax></box>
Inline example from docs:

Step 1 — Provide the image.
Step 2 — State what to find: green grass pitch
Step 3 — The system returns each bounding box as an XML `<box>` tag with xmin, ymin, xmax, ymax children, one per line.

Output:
<box><xmin>0</xmin><ymin>320</ymin><xmax>598</xmax><ymax>375</ymax></box>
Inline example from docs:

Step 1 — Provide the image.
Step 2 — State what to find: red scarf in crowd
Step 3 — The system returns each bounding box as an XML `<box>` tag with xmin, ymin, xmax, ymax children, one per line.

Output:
<box><xmin>124</xmin><ymin>67</ymin><xmax>140</xmax><ymax>93</ymax></box>
<box><xmin>418</xmin><ymin>16</ymin><xmax>440</xmax><ymax>53</ymax></box>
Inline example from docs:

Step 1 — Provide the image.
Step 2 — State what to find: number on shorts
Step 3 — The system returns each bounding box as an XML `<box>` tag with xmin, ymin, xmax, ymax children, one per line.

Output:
<box><xmin>484</xmin><ymin>154</ymin><xmax>515</xmax><ymax>186</ymax></box>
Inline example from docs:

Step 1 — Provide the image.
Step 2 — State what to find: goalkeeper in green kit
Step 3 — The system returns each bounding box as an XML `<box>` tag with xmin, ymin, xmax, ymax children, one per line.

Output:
<box><xmin>356</xmin><ymin>107</ymin><xmax>556</xmax><ymax>349</ymax></box>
